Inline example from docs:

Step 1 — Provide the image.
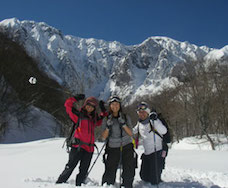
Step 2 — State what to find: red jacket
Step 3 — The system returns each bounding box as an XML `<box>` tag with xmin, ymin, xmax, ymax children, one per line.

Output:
<box><xmin>65</xmin><ymin>97</ymin><xmax>106</xmax><ymax>152</ymax></box>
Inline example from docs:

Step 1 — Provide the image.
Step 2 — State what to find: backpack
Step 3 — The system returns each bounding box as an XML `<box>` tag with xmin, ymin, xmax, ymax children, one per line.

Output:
<box><xmin>149</xmin><ymin>114</ymin><xmax>172</xmax><ymax>144</ymax></box>
<box><xmin>63</xmin><ymin>116</ymin><xmax>98</xmax><ymax>153</ymax></box>
<box><xmin>148</xmin><ymin>113</ymin><xmax>172</xmax><ymax>147</ymax></box>
<box><xmin>157</xmin><ymin>113</ymin><xmax>172</xmax><ymax>144</ymax></box>
<box><xmin>63</xmin><ymin>119</ymin><xmax>80</xmax><ymax>152</ymax></box>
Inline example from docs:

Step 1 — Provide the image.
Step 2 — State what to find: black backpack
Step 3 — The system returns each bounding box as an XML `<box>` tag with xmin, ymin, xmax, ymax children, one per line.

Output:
<box><xmin>157</xmin><ymin>113</ymin><xmax>172</xmax><ymax>144</ymax></box>
<box><xmin>63</xmin><ymin>119</ymin><xmax>80</xmax><ymax>152</ymax></box>
<box><xmin>148</xmin><ymin>113</ymin><xmax>172</xmax><ymax>144</ymax></box>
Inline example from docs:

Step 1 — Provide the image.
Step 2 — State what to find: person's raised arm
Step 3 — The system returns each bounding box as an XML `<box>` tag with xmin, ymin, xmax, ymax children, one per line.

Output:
<box><xmin>64</xmin><ymin>94</ymin><xmax>85</xmax><ymax>123</ymax></box>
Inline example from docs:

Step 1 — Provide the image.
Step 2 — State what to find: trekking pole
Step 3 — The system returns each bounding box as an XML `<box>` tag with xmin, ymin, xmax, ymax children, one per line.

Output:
<box><xmin>119</xmin><ymin>145</ymin><xmax>123</xmax><ymax>187</ymax></box>
<box><xmin>151</xmin><ymin>120</ymin><xmax>159</xmax><ymax>188</ymax></box>
<box><xmin>86</xmin><ymin>141</ymin><xmax>107</xmax><ymax>178</ymax></box>
<box><xmin>119</xmin><ymin>127</ymin><xmax>123</xmax><ymax>188</ymax></box>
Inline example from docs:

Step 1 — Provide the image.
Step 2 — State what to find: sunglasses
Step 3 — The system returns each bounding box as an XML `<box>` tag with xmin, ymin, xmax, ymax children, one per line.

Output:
<box><xmin>136</xmin><ymin>104</ymin><xmax>148</xmax><ymax>111</ymax></box>
<box><xmin>86</xmin><ymin>103</ymin><xmax>96</xmax><ymax>108</ymax></box>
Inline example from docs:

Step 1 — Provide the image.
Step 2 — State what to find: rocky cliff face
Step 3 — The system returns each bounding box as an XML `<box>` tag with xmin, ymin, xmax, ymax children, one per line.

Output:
<box><xmin>1</xmin><ymin>18</ymin><xmax>227</xmax><ymax>104</ymax></box>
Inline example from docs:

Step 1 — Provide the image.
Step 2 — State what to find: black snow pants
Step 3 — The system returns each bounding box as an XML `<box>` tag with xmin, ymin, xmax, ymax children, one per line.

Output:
<box><xmin>56</xmin><ymin>147</ymin><xmax>93</xmax><ymax>186</ymax></box>
<box><xmin>102</xmin><ymin>143</ymin><xmax>136</xmax><ymax>188</ymax></box>
<box><xmin>140</xmin><ymin>150</ymin><xmax>163</xmax><ymax>185</ymax></box>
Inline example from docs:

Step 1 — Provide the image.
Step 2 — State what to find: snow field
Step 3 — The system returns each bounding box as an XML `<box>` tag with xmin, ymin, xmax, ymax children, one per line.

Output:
<box><xmin>0</xmin><ymin>138</ymin><xmax>228</xmax><ymax>188</ymax></box>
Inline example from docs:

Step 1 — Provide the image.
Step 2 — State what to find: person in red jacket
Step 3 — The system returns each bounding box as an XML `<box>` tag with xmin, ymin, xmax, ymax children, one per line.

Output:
<box><xmin>56</xmin><ymin>94</ymin><xmax>107</xmax><ymax>186</ymax></box>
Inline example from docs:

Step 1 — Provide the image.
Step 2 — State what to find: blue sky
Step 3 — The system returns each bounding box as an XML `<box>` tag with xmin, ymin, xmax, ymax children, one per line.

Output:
<box><xmin>0</xmin><ymin>0</ymin><xmax>227</xmax><ymax>49</ymax></box>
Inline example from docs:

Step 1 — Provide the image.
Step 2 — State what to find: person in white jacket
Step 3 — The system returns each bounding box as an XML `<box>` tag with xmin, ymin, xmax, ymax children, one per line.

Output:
<box><xmin>133</xmin><ymin>102</ymin><xmax>167</xmax><ymax>185</ymax></box>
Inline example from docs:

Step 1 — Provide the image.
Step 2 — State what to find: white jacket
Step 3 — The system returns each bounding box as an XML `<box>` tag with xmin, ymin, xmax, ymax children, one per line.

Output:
<box><xmin>133</xmin><ymin>118</ymin><xmax>167</xmax><ymax>155</ymax></box>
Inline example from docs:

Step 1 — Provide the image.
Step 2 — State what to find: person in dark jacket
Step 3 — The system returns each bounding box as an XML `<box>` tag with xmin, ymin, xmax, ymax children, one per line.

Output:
<box><xmin>56</xmin><ymin>94</ymin><xmax>107</xmax><ymax>186</ymax></box>
<box><xmin>101</xmin><ymin>96</ymin><xmax>136</xmax><ymax>188</ymax></box>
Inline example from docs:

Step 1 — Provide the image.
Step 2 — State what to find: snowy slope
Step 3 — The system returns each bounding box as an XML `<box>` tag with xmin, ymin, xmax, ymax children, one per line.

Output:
<box><xmin>0</xmin><ymin>137</ymin><xmax>227</xmax><ymax>188</ymax></box>
<box><xmin>1</xmin><ymin>18</ymin><xmax>223</xmax><ymax>104</ymax></box>
<box><xmin>0</xmin><ymin>106</ymin><xmax>61</xmax><ymax>144</ymax></box>
<box><xmin>204</xmin><ymin>45</ymin><xmax>228</xmax><ymax>65</ymax></box>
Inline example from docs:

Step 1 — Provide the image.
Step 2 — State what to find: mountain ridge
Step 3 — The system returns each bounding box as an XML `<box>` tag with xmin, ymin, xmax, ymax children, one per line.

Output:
<box><xmin>0</xmin><ymin>18</ymin><xmax>225</xmax><ymax>104</ymax></box>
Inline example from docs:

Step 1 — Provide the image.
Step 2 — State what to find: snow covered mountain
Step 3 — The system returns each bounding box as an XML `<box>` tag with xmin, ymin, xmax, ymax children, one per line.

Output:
<box><xmin>0</xmin><ymin>18</ymin><xmax>132</xmax><ymax>100</ymax></box>
<box><xmin>204</xmin><ymin>45</ymin><xmax>228</xmax><ymax>64</ymax></box>
<box><xmin>0</xmin><ymin>18</ymin><xmax>226</xmax><ymax>104</ymax></box>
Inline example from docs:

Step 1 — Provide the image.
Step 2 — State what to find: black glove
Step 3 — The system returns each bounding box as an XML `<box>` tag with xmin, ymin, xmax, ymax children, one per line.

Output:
<box><xmin>150</xmin><ymin>112</ymin><xmax>158</xmax><ymax>120</ymax></box>
<box><xmin>99</xmin><ymin>100</ymin><xmax>106</xmax><ymax>112</ymax></box>
<box><xmin>118</xmin><ymin>115</ymin><xmax>126</xmax><ymax>128</ymax></box>
<box><xmin>74</xmin><ymin>94</ymin><xmax>85</xmax><ymax>101</ymax></box>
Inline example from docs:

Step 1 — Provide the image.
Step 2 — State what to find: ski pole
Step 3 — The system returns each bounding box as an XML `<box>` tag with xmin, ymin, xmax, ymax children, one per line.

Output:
<box><xmin>86</xmin><ymin>141</ymin><xmax>107</xmax><ymax>178</ymax></box>
<box><xmin>119</xmin><ymin>126</ymin><xmax>123</xmax><ymax>188</ymax></box>
<box><xmin>152</xmin><ymin>119</ymin><xmax>159</xmax><ymax>188</ymax></box>
<box><xmin>119</xmin><ymin>145</ymin><xmax>123</xmax><ymax>187</ymax></box>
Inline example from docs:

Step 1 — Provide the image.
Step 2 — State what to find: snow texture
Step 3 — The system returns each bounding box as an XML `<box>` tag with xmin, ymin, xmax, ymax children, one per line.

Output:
<box><xmin>0</xmin><ymin>137</ymin><xmax>227</xmax><ymax>188</ymax></box>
